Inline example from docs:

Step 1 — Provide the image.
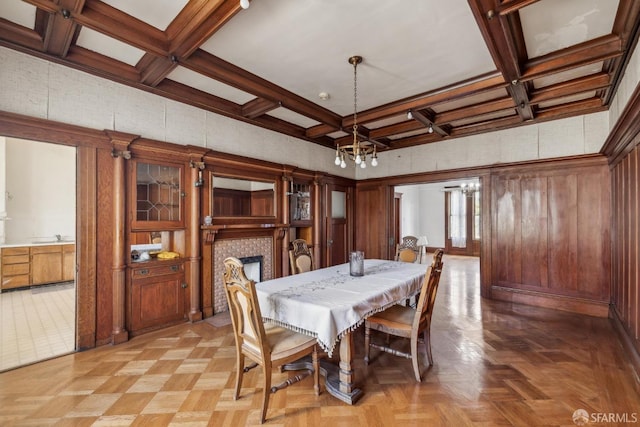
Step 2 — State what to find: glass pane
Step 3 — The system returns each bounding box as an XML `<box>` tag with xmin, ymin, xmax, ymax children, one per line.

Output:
<box><xmin>473</xmin><ymin>191</ymin><xmax>481</xmax><ymax>240</ymax></box>
<box><xmin>136</xmin><ymin>163</ymin><xmax>181</xmax><ymax>221</ymax></box>
<box><xmin>331</xmin><ymin>191</ymin><xmax>346</xmax><ymax>218</ymax></box>
<box><xmin>449</xmin><ymin>191</ymin><xmax>466</xmax><ymax>248</ymax></box>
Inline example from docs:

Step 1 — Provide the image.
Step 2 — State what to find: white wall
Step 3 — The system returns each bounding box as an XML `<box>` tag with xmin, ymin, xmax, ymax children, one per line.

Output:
<box><xmin>4</xmin><ymin>138</ymin><xmax>75</xmax><ymax>244</ymax></box>
<box><xmin>397</xmin><ymin>183</ymin><xmax>446</xmax><ymax>248</ymax></box>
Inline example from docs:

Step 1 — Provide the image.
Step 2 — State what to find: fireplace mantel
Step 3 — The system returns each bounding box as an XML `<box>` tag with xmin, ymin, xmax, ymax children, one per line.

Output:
<box><xmin>202</xmin><ymin>223</ymin><xmax>288</xmax><ymax>244</ymax></box>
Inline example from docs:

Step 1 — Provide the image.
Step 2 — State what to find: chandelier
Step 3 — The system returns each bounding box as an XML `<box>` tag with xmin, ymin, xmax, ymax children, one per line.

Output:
<box><xmin>460</xmin><ymin>182</ymin><xmax>480</xmax><ymax>195</ymax></box>
<box><xmin>335</xmin><ymin>56</ymin><xmax>378</xmax><ymax>169</ymax></box>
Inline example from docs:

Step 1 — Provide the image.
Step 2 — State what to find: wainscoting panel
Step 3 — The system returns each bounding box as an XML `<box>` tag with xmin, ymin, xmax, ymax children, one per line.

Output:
<box><xmin>490</xmin><ymin>157</ymin><xmax>611</xmax><ymax>316</ymax></box>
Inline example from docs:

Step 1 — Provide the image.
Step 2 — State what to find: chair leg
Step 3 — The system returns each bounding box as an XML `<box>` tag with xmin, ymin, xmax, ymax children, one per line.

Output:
<box><xmin>364</xmin><ymin>325</ymin><xmax>371</xmax><ymax>364</ymax></box>
<box><xmin>312</xmin><ymin>347</ymin><xmax>320</xmax><ymax>395</ymax></box>
<box><xmin>410</xmin><ymin>335</ymin><xmax>421</xmax><ymax>382</ymax></box>
<box><xmin>234</xmin><ymin>352</ymin><xmax>244</xmax><ymax>399</ymax></box>
<box><xmin>260</xmin><ymin>363</ymin><xmax>272</xmax><ymax>424</ymax></box>
<box><xmin>424</xmin><ymin>328</ymin><xmax>433</xmax><ymax>366</ymax></box>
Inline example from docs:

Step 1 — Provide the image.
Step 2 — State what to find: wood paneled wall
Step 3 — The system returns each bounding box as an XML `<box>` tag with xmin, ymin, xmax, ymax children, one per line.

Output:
<box><xmin>489</xmin><ymin>158</ymin><xmax>611</xmax><ymax>316</ymax></box>
<box><xmin>611</xmin><ymin>144</ymin><xmax>640</xmax><ymax>358</ymax></box>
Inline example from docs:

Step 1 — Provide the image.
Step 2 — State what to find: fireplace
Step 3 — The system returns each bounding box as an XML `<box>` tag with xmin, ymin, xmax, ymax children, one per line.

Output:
<box><xmin>213</xmin><ymin>236</ymin><xmax>273</xmax><ymax>313</ymax></box>
<box><xmin>238</xmin><ymin>255</ymin><xmax>263</xmax><ymax>283</ymax></box>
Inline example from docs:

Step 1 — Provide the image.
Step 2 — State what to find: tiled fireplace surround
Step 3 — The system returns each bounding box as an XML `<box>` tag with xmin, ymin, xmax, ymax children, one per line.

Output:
<box><xmin>212</xmin><ymin>236</ymin><xmax>273</xmax><ymax>314</ymax></box>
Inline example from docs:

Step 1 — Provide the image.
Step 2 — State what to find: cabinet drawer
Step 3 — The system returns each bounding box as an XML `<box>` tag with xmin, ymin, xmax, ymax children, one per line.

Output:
<box><xmin>31</xmin><ymin>245</ymin><xmax>62</xmax><ymax>255</ymax></box>
<box><xmin>3</xmin><ymin>274</ymin><xmax>30</xmax><ymax>289</ymax></box>
<box><xmin>3</xmin><ymin>254</ymin><xmax>30</xmax><ymax>265</ymax></box>
<box><xmin>2</xmin><ymin>247</ymin><xmax>29</xmax><ymax>256</ymax></box>
<box><xmin>3</xmin><ymin>263</ymin><xmax>30</xmax><ymax>275</ymax></box>
<box><xmin>131</xmin><ymin>262</ymin><xmax>183</xmax><ymax>278</ymax></box>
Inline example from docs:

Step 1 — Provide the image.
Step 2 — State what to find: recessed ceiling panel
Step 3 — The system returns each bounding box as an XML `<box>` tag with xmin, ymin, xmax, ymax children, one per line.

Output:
<box><xmin>532</xmin><ymin>62</ymin><xmax>604</xmax><ymax>89</ymax></box>
<box><xmin>520</xmin><ymin>0</ymin><xmax>619</xmax><ymax>58</ymax></box>
<box><xmin>0</xmin><ymin>1</ymin><xmax>36</xmax><ymax>28</ymax></box>
<box><xmin>450</xmin><ymin>109</ymin><xmax>515</xmax><ymax>127</ymax></box>
<box><xmin>268</xmin><ymin>108</ymin><xmax>320</xmax><ymax>128</ymax></box>
<box><xmin>167</xmin><ymin>66</ymin><xmax>255</xmax><ymax>105</ymax></box>
<box><xmin>76</xmin><ymin>28</ymin><xmax>146</xmax><ymax>66</ymax></box>
<box><xmin>387</xmin><ymin>128</ymin><xmax>430</xmax><ymax>140</ymax></box>
<box><xmin>432</xmin><ymin>88</ymin><xmax>510</xmax><ymax>113</ymax></box>
<box><xmin>101</xmin><ymin>0</ymin><xmax>189</xmax><ymax>31</ymax></box>
<box><xmin>537</xmin><ymin>92</ymin><xmax>597</xmax><ymax>109</ymax></box>
<box><xmin>367</xmin><ymin>115</ymin><xmax>408</xmax><ymax>129</ymax></box>
<box><xmin>201</xmin><ymin>0</ymin><xmax>496</xmax><ymax>116</ymax></box>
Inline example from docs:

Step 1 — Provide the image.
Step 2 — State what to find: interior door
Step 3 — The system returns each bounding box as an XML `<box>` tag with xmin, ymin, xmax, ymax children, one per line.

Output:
<box><xmin>445</xmin><ymin>189</ymin><xmax>481</xmax><ymax>256</ymax></box>
<box><xmin>326</xmin><ymin>185</ymin><xmax>349</xmax><ymax>266</ymax></box>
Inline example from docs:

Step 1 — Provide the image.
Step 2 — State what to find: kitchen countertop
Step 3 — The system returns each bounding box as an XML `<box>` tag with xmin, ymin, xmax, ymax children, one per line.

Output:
<box><xmin>0</xmin><ymin>241</ymin><xmax>75</xmax><ymax>248</ymax></box>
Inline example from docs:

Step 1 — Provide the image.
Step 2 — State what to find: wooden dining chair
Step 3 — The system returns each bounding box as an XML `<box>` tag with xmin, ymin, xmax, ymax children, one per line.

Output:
<box><xmin>288</xmin><ymin>238</ymin><xmax>314</xmax><ymax>274</ymax></box>
<box><xmin>364</xmin><ymin>248</ymin><xmax>444</xmax><ymax>381</ymax></box>
<box><xmin>223</xmin><ymin>257</ymin><xmax>321</xmax><ymax>423</ymax></box>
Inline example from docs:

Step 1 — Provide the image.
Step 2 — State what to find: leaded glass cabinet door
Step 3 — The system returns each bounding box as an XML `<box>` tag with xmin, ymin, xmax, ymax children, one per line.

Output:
<box><xmin>130</xmin><ymin>160</ymin><xmax>184</xmax><ymax>230</ymax></box>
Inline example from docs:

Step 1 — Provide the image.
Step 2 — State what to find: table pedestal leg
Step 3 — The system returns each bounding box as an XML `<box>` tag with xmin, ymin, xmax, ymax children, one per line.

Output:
<box><xmin>282</xmin><ymin>331</ymin><xmax>363</xmax><ymax>404</ymax></box>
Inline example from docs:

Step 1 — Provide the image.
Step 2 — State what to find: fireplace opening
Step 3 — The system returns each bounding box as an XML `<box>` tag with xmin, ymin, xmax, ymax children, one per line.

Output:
<box><xmin>239</xmin><ymin>255</ymin><xmax>264</xmax><ymax>283</ymax></box>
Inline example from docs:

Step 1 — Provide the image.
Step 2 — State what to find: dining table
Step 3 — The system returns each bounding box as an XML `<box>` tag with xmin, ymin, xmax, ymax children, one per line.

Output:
<box><xmin>255</xmin><ymin>258</ymin><xmax>427</xmax><ymax>404</ymax></box>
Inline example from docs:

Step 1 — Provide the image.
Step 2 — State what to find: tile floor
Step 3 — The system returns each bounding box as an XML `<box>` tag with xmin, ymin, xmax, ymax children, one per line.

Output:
<box><xmin>0</xmin><ymin>282</ymin><xmax>75</xmax><ymax>372</ymax></box>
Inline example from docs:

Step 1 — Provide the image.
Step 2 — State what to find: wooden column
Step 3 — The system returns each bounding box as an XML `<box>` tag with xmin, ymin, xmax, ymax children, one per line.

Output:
<box><xmin>106</xmin><ymin>131</ymin><xmax>137</xmax><ymax>344</ymax></box>
<box><xmin>187</xmin><ymin>155</ymin><xmax>206</xmax><ymax>322</ymax></box>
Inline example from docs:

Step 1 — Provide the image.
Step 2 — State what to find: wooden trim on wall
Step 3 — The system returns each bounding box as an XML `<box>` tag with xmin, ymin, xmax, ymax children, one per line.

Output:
<box><xmin>602</xmin><ymin>80</ymin><xmax>640</xmax><ymax>166</ymax></box>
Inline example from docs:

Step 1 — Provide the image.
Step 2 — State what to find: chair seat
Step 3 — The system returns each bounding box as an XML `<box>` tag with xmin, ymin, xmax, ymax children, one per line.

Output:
<box><xmin>367</xmin><ymin>305</ymin><xmax>414</xmax><ymax>334</ymax></box>
<box><xmin>264</xmin><ymin>323</ymin><xmax>317</xmax><ymax>360</ymax></box>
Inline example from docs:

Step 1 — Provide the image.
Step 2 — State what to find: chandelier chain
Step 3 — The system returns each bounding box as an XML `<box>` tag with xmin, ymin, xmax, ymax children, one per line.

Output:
<box><xmin>353</xmin><ymin>57</ymin><xmax>358</xmax><ymax>135</ymax></box>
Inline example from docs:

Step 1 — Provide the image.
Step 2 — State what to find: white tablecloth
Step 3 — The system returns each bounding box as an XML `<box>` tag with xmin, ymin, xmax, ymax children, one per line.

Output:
<box><xmin>255</xmin><ymin>259</ymin><xmax>426</xmax><ymax>357</ymax></box>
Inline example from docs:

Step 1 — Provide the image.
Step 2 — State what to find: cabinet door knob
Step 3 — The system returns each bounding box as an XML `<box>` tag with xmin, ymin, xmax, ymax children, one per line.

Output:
<box><xmin>140</xmin><ymin>269</ymin><xmax>149</xmax><ymax>275</ymax></box>
<box><xmin>181</xmin><ymin>283</ymin><xmax>188</xmax><ymax>289</ymax></box>
<box><xmin>170</xmin><ymin>265</ymin><xmax>179</xmax><ymax>272</ymax></box>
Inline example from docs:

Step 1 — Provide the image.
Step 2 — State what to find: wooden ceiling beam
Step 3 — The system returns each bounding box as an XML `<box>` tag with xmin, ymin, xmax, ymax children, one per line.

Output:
<box><xmin>369</xmin><ymin>120</ymin><xmax>424</xmax><ymax>139</ymax></box>
<box><xmin>523</xmin><ymin>35</ymin><xmax>622</xmax><ymax>81</ymax></box>
<box><xmin>348</xmin><ymin>72</ymin><xmax>506</xmax><ymax>126</ymax></box>
<box><xmin>498</xmin><ymin>0</ymin><xmax>540</xmax><ymax>16</ymax></box>
<box><xmin>183</xmin><ymin>49</ymin><xmax>342</xmax><ymax>128</ymax></box>
<box><xmin>139</xmin><ymin>0</ymin><xmax>242</xmax><ymax>87</ymax></box>
<box><xmin>436</xmin><ymin>97</ymin><xmax>516</xmax><ymax>124</ymax></box>
<box><xmin>408</xmin><ymin>110</ymin><xmax>449</xmax><ymax>137</ymax></box>
<box><xmin>242</xmin><ymin>97</ymin><xmax>281</xmax><ymax>119</ymax></box>
<box><xmin>72</xmin><ymin>0</ymin><xmax>169</xmax><ymax>57</ymax></box>
<box><xmin>305</xmin><ymin>123</ymin><xmax>340</xmax><ymax>139</ymax></box>
<box><xmin>468</xmin><ymin>0</ymin><xmax>533</xmax><ymax>121</ymax></box>
<box><xmin>0</xmin><ymin>18</ymin><xmax>44</xmax><ymax>51</ymax></box>
<box><xmin>22</xmin><ymin>0</ymin><xmax>85</xmax><ymax>56</ymax></box>
<box><xmin>529</xmin><ymin>73</ymin><xmax>610</xmax><ymax>104</ymax></box>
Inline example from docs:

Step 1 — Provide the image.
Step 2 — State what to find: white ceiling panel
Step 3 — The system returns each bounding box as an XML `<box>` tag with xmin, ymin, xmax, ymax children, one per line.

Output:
<box><xmin>520</xmin><ymin>0</ymin><xmax>619</xmax><ymax>58</ymax></box>
<box><xmin>267</xmin><ymin>108</ymin><xmax>321</xmax><ymax>128</ymax></box>
<box><xmin>0</xmin><ymin>0</ymin><xmax>36</xmax><ymax>28</ymax></box>
<box><xmin>167</xmin><ymin>66</ymin><xmax>255</xmax><ymax>105</ymax></box>
<box><xmin>201</xmin><ymin>0</ymin><xmax>496</xmax><ymax>116</ymax></box>
<box><xmin>76</xmin><ymin>28</ymin><xmax>146</xmax><ymax>66</ymax></box>
<box><xmin>101</xmin><ymin>0</ymin><xmax>189</xmax><ymax>31</ymax></box>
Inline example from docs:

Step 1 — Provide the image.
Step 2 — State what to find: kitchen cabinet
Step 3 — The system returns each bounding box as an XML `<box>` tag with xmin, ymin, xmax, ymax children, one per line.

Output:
<box><xmin>32</xmin><ymin>245</ymin><xmax>63</xmax><ymax>285</ymax></box>
<box><xmin>127</xmin><ymin>259</ymin><xmax>187</xmax><ymax>334</ymax></box>
<box><xmin>1</xmin><ymin>247</ymin><xmax>30</xmax><ymax>290</ymax></box>
<box><xmin>1</xmin><ymin>244</ymin><xmax>75</xmax><ymax>290</ymax></box>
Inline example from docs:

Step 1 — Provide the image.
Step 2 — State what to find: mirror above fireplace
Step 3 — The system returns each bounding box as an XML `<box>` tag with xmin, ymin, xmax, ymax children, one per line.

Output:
<box><xmin>211</xmin><ymin>176</ymin><xmax>275</xmax><ymax>218</ymax></box>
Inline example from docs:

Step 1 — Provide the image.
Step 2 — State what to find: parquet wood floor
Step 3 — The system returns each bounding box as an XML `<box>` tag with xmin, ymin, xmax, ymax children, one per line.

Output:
<box><xmin>0</xmin><ymin>255</ymin><xmax>638</xmax><ymax>426</ymax></box>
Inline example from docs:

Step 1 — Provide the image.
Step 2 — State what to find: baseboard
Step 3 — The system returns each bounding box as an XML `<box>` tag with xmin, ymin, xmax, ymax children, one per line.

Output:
<box><xmin>491</xmin><ymin>285</ymin><xmax>609</xmax><ymax>317</ymax></box>
<box><xmin>609</xmin><ymin>305</ymin><xmax>640</xmax><ymax>387</ymax></box>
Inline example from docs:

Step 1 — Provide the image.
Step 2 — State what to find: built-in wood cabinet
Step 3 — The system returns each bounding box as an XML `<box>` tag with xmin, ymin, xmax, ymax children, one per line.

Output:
<box><xmin>1</xmin><ymin>244</ymin><xmax>76</xmax><ymax>290</ymax></box>
<box><xmin>127</xmin><ymin>259</ymin><xmax>186</xmax><ymax>334</ymax></box>
<box><xmin>130</xmin><ymin>160</ymin><xmax>184</xmax><ymax>230</ymax></box>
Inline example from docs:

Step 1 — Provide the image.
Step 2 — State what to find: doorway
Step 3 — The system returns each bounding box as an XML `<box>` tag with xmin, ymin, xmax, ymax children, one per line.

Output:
<box><xmin>0</xmin><ymin>137</ymin><xmax>76</xmax><ymax>371</ymax></box>
<box><xmin>394</xmin><ymin>178</ymin><xmax>481</xmax><ymax>259</ymax></box>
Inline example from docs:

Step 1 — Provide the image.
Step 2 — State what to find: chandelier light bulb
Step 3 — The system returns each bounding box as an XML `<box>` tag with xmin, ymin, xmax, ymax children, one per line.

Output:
<box><xmin>361</xmin><ymin>161</ymin><xmax>366</xmax><ymax>169</ymax></box>
<box><xmin>340</xmin><ymin>159</ymin><xmax>347</xmax><ymax>168</ymax></box>
<box><xmin>371</xmin><ymin>157</ymin><xmax>378</xmax><ymax>167</ymax></box>
<box><xmin>335</xmin><ymin>155</ymin><xmax>341</xmax><ymax>166</ymax></box>
<box><xmin>355</xmin><ymin>154</ymin><xmax>362</xmax><ymax>164</ymax></box>
<box><xmin>240</xmin><ymin>0</ymin><xmax>250</xmax><ymax>9</ymax></box>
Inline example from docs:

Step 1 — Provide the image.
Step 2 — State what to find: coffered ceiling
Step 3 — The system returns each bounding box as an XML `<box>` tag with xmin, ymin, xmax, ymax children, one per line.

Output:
<box><xmin>0</xmin><ymin>0</ymin><xmax>638</xmax><ymax>154</ymax></box>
